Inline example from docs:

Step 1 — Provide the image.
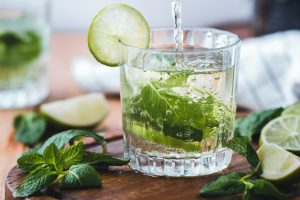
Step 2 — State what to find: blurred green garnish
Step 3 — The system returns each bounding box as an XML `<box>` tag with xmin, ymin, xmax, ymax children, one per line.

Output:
<box><xmin>0</xmin><ymin>31</ymin><xmax>42</xmax><ymax>66</ymax></box>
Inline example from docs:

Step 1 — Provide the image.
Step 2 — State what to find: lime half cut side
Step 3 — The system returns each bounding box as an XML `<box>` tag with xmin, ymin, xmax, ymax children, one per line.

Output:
<box><xmin>41</xmin><ymin>93</ymin><xmax>109</xmax><ymax>128</ymax></box>
<box><xmin>260</xmin><ymin>115</ymin><xmax>300</xmax><ymax>153</ymax></box>
<box><xmin>88</xmin><ymin>4</ymin><xmax>150</xmax><ymax>67</ymax></box>
<box><xmin>257</xmin><ymin>144</ymin><xmax>300</xmax><ymax>184</ymax></box>
<box><xmin>282</xmin><ymin>102</ymin><xmax>300</xmax><ymax>116</ymax></box>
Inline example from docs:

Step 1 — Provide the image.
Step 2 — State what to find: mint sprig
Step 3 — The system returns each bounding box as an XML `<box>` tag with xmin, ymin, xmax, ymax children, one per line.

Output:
<box><xmin>225</xmin><ymin>137</ymin><xmax>261</xmax><ymax>173</ymax></box>
<box><xmin>14</xmin><ymin>130</ymin><xmax>129</xmax><ymax>198</ymax></box>
<box><xmin>14</xmin><ymin>112</ymin><xmax>47</xmax><ymax>147</ymax></box>
<box><xmin>199</xmin><ymin>137</ymin><xmax>290</xmax><ymax>200</ymax></box>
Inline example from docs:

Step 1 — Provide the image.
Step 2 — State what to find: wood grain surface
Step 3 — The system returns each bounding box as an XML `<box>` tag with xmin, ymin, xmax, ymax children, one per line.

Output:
<box><xmin>5</xmin><ymin>140</ymin><xmax>300</xmax><ymax>200</ymax></box>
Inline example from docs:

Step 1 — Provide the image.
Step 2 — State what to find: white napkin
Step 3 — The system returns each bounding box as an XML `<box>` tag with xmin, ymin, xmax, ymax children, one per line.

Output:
<box><xmin>71</xmin><ymin>30</ymin><xmax>300</xmax><ymax>110</ymax></box>
<box><xmin>238</xmin><ymin>30</ymin><xmax>300</xmax><ymax>110</ymax></box>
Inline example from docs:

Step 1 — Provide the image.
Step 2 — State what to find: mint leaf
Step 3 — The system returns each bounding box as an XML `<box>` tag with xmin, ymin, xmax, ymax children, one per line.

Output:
<box><xmin>199</xmin><ymin>172</ymin><xmax>245</xmax><ymax>197</ymax></box>
<box><xmin>63</xmin><ymin>142</ymin><xmax>85</xmax><ymax>169</ymax></box>
<box><xmin>37</xmin><ymin>130</ymin><xmax>105</xmax><ymax>154</ymax></box>
<box><xmin>235</xmin><ymin>108</ymin><xmax>283</xmax><ymax>140</ymax></box>
<box><xmin>249</xmin><ymin>179</ymin><xmax>290</xmax><ymax>200</ymax></box>
<box><xmin>226</xmin><ymin>137</ymin><xmax>261</xmax><ymax>173</ymax></box>
<box><xmin>163</xmin><ymin>72</ymin><xmax>190</xmax><ymax>87</ymax></box>
<box><xmin>124</xmin><ymin>79</ymin><xmax>227</xmax><ymax>142</ymax></box>
<box><xmin>43</xmin><ymin>144</ymin><xmax>64</xmax><ymax>172</ymax></box>
<box><xmin>17</xmin><ymin>151</ymin><xmax>45</xmax><ymax>172</ymax></box>
<box><xmin>13</xmin><ymin>167</ymin><xmax>58</xmax><ymax>198</ymax></box>
<box><xmin>59</xmin><ymin>164</ymin><xmax>101</xmax><ymax>189</ymax></box>
<box><xmin>14</xmin><ymin>112</ymin><xmax>46</xmax><ymax>146</ymax></box>
<box><xmin>83</xmin><ymin>152</ymin><xmax>129</xmax><ymax>166</ymax></box>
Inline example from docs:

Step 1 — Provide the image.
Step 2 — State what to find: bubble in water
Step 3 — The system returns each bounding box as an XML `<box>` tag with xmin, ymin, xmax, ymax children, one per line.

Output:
<box><xmin>166</xmin><ymin>110</ymin><xmax>172</xmax><ymax>116</ymax></box>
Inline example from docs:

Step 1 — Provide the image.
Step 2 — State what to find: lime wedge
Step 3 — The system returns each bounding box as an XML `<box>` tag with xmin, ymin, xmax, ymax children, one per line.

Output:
<box><xmin>260</xmin><ymin>116</ymin><xmax>300</xmax><ymax>153</ymax></box>
<box><xmin>257</xmin><ymin>144</ymin><xmax>300</xmax><ymax>184</ymax></box>
<box><xmin>282</xmin><ymin>102</ymin><xmax>300</xmax><ymax>116</ymax></box>
<box><xmin>41</xmin><ymin>93</ymin><xmax>109</xmax><ymax>128</ymax></box>
<box><xmin>88</xmin><ymin>4</ymin><xmax>150</xmax><ymax>67</ymax></box>
<box><xmin>128</xmin><ymin>122</ymin><xmax>202</xmax><ymax>152</ymax></box>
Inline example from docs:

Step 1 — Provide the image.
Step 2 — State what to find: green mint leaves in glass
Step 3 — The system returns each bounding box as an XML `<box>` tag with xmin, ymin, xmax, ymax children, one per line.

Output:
<box><xmin>120</xmin><ymin>29</ymin><xmax>240</xmax><ymax>177</ymax></box>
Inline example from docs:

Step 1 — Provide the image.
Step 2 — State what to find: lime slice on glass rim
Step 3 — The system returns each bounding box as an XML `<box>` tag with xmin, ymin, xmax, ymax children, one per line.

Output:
<box><xmin>88</xmin><ymin>4</ymin><xmax>150</xmax><ymax>67</ymax></box>
<box><xmin>40</xmin><ymin>93</ymin><xmax>109</xmax><ymax>128</ymax></box>
<box><xmin>257</xmin><ymin>144</ymin><xmax>300</xmax><ymax>184</ymax></box>
<box><xmin>259</xmin><ymin>115</ymin><xmax>300</xmax><ymax>153</ymax></box>
<box><xmin>282</xmin><ymin>102</ymin><xmax>300</xmax><ymax>116</ymax></box>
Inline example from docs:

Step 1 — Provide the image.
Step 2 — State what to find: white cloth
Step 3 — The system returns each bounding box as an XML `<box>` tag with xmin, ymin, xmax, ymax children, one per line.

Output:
<box><xmin>238</xmin><ymin>30</ymin><xmax>300</xmax><ymax>110</ymax></box>
<box><xmin>71</xmin><ymin>30</ymin><xmax>300</xmax><ymax>110</ymax></box>
<box><xmin>71</xmin><ymin>58</ymin><xmax>120</xmax><ymax>94</ymax></box>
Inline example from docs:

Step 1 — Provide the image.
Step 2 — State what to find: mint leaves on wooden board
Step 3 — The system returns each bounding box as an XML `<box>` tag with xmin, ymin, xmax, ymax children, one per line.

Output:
<box><xmin>14</xmin><ymin>130</ymin><xmax>129</xmax><ymax>198</ymax></box>
<box><xmin>199</xmin><ymin>137</ymin><xmax>290</xmax><ymax>200</ymax></box>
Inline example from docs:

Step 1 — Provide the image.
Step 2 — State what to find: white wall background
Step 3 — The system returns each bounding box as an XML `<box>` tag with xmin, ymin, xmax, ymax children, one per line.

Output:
<box><xmin>50</xmin><ymin>0</ymin><xmax>255</xmax><ymax>32</ymax></box>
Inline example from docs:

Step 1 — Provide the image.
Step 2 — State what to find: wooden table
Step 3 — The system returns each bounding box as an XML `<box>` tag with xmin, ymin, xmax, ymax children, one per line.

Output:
<box><xmin>0</xmin><ymin>25</ymin><xmax>255</xmax><ymax>199</ymax></box>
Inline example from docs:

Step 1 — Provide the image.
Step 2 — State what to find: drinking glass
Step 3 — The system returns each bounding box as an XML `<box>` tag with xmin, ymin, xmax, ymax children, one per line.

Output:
<box><xmin>0</xmin><ymin>0</ymin><xmax>50</xmax><ymax>109</ymax></box>
<box><xmin>120</xmin><ymin>28</ymin><xmax>240</xmax><ymax>177</ymax></box>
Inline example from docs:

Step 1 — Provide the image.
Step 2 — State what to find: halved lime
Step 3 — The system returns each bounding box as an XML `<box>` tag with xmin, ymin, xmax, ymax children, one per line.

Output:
<box><xmin>40</xmin><ymin>93</ymin><xmax>109</xmax><ymax>128</ymax></box>
<box><xmin>260</xmin><ymin>115</ymin><xmax>300</xmax><ymax>153</ymax></box>
<box><xmin>88</xmin><ymin>4</ymin><xmax>150</xmax><ymax>67</ymax></box>
<box><xmin>128</xmin><ymin>122</ymin><xmax>202</xmax><ymax>152</ymax></box>
<box><xmin>282</xmin><ymin>102</ymin><xmax>300</xmax><ymax>116</ymax></box>
<box><xmin>257</xmin><ymin>144</ymin><xmax>300</xmax><ymax>184</ymax></box>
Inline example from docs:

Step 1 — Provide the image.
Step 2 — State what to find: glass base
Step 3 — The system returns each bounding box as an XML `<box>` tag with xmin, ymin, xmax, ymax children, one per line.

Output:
<box><xmin>126</xmin><ymin>145</ymin><xmax>232</xmax><ymax>177</ymax></box>
<box><xmin>0</xmin><ymin>78</ymin><xmax>49</xmax><ymax>109</ymax></box>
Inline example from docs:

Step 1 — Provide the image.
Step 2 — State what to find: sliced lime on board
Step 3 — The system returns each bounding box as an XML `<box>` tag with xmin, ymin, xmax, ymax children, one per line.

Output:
<box><xmin>257</xmin><ymin>144</ymin><xmax>300</xmax><ymax>184</ymax></box>
<box><xmin>88</xmin><ymin>4</ymin><xmax>150</xmax><ymax>66</ymax></box>
<box><xmin>128</xmin><ymin>122</ymin><xmax>202</xmax><ymax>152</ymax></box>
<box><xmin>282</xmin><ymin>102</ymin><xmax>300</xmax><ymax>116</ymax></box>
<box><xmin>260</xmin><ymin>115</ymin><xmax>300</xmax><ymax>153</ymax></box>
<box><xmin>41</xmin><ymin>93</ymin><xmax>109</xmax><ymax>128</ymax></box>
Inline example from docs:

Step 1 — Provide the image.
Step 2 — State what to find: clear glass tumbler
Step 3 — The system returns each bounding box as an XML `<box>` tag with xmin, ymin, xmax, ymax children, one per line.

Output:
<box><xmin>120</xmin><ymin>28</ymin><xmax>240</xmax><ymax>177</ymax></box>
<box><xmin>0</xmin><ymin>0</ymin><xmax>50</xmax><ymax>109</ymax></box>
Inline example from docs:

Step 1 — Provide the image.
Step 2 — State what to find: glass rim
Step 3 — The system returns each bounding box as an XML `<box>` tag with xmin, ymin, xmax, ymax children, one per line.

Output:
<box><xmin>122</xmin><ymin>27</ymin><xmax>241</xmax><ymax>54</ymax></box>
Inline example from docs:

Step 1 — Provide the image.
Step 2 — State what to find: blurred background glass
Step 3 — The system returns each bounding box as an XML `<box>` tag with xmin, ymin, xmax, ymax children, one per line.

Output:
<box><xmin>0</xmin><ymin>0</ymin><xmax>50</xmax><ymax>109</ymax></box>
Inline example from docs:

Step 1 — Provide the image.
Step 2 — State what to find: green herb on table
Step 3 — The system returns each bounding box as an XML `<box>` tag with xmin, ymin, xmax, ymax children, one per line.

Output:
<box><xmin>14</xmin><ymin>112</ymin><xmax>47</xmax><ymax>147</ymax></box>
<box><xmin>234</xmin><ymin>107</ymin><xmax>283</xmax><ymax>140</ymax></box>
<box><xmin>14</xmin><ymin>130</ymin><xmax>129</xmax><ymax>198</ymax></box>
<box><xmin>199</xmin><ymin>137</ymin><xmax>290</xmax><ymax>200</ymax></box>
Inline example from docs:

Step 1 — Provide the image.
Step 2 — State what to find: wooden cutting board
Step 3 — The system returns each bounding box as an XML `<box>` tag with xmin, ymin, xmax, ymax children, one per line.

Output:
<box><xmin>5</xmin><ymin>139</ymin><xmax>300</xmax><ymax>200</ymax></box>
